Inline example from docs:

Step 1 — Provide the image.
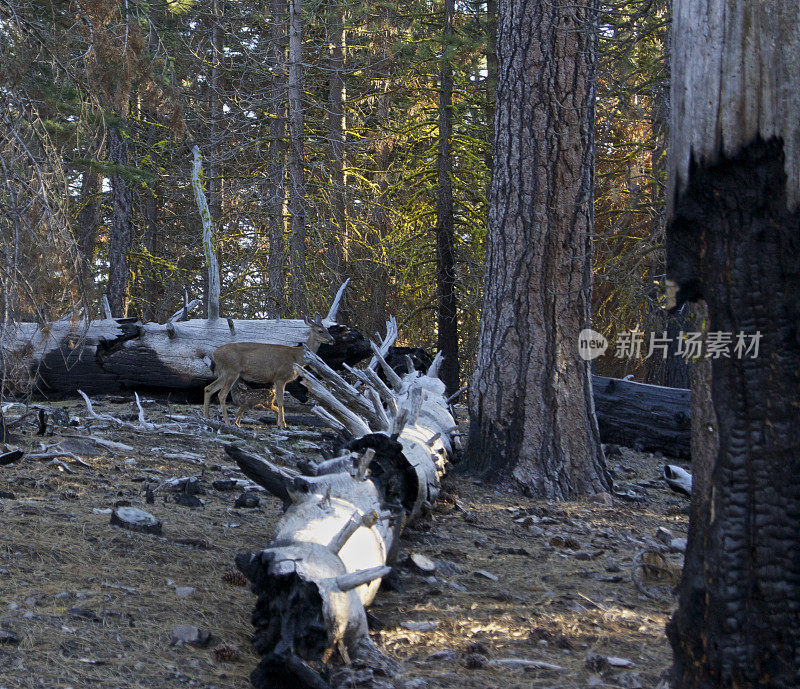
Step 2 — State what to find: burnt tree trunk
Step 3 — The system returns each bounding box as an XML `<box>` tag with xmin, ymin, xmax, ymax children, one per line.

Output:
<box><xmin>287</xmin><ymin>0</ymin><xmax>308</xmax><ymax>315</ymax></box>
<box><xmin>465</xmin><ymin>0</ymin><xmax>611</xmax><ymax>497</ymax></box>
<box><xmin>107</xmin><ymin>123</ymin><xmax>133</xmax><ymax>318</ymax></box>
<box><xmin>435</xmin><ymin>0</ymin><xmax>459</xmax><ymax>397</ymax></box>
<box><xmin>326</xmin><ymin>0</ymin><xmax>348</xmax><ymax>303</ymax></box>
<box><xmin>665</xmin><ymin>3</ymin><xmax>800</xmax><ymax>686</ymax></box>
<box><xmin>267</xmin><ymin>0</ymin><xmax>288</xmax><ymax>317</ymax></box>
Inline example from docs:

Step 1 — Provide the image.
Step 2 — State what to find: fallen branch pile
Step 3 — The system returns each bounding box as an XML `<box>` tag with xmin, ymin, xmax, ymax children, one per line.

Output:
<box><xmin>230</xmin><ymin>349</ymin><xmax>456</xmax><ymax>688</ymax></box>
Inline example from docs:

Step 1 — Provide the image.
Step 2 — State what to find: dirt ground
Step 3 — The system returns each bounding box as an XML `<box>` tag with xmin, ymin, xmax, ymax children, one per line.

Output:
<box><xmin>0</xmin><ymin>396</ymin><xmax>687</xmax><ymax>689</ymax></box>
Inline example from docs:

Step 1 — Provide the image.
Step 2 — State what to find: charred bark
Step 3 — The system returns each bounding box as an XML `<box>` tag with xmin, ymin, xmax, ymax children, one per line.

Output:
<box><xmin>436</xmin><ymin>0</ymin><xmax>459</xmax><ymax>396</ymax></box>
<box><xmin>593</xmin><ymin>375</ymin><xmax>690</xmax><ymax>459</ymax></box>
<box><xmin>666</xmin><ymin>138</ymin><xmax>800</xmax><ymax>687</ymax></box>
<box><xmin>465</xmin><ymin>0</ymin><xmax>610</xmax><ymax>497</ymax></box>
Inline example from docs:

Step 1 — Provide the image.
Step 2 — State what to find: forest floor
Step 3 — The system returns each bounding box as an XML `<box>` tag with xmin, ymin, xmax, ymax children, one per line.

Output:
<box><xmin>0</xmin><ymin>395</ymin><xmax>687</xmax><ymax>689</ymax></box>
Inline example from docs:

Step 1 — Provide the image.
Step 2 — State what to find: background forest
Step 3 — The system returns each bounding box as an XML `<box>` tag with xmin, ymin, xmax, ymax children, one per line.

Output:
<box><xmin>0</xmin><ymin>0</ymin><xmax>670</xmax><ymax>386</ymax></box>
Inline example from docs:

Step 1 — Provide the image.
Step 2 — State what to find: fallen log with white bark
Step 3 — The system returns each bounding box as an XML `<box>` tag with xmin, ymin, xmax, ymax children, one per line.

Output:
<box><xmin>0</xmin><ymin>319</ymin><xmax>369</xmax><ymax>397</ymax></box>
<box><xmin>231</xmin><ymin>350</ymin><xmax>456</xmax><ymax>689</ymax></box>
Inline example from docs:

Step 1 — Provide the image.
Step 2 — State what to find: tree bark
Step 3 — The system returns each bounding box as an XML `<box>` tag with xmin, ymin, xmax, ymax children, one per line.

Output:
<box><xmin>287</xmin><ymin>0</ymin><xmax>308</xmax><ymax>315</ymax></box>
<box><xmin>483</xmin><ymin>0</ymin><xmax>497</xmax><ymax>191</ymax></box>
<box><xmin>207</xmin><ymin>0</ymin><xmax>224</xmax><ymax>304</ymax></box>
<box><xmin>140</xmin><ymin>182</ymin><xmax>160</xmax><ymax>323</ymax></box>
<box><xmin>436</xmin><ymin>0</ymin><xmax>459</xmax><ymax>397</ymax></box>
<box><xmin>665</xmin><ymin>5</ymin><xmax>800</xmax><ymax>683</ymax></box>
<box><xmin>465</xmin><ymin>0</ymin><xmax>610</xmax><ymax>498</ymax></box>
<box><xmin>326</xmin><ymin>0</ymin><xmax>348</xmax><ymax>304</ymax></box>
<box><xmin>267</xmin><ymin>0</ymin><xmax>288</xmax><ymax>317</ymax></box>
<box><xmin>75</xmin><ymin>168</ymin><xmax>102</xmax><ymax>292</ymax></box>
<box><xmin>107</xmin><ymin>123</ymin><xmax>133</xmax><ymax>318</ymax></box>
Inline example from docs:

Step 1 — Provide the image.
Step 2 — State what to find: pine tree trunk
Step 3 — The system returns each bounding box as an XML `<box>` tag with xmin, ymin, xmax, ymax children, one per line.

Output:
<box><xmin>465</xmin><ymin>0</ymin><xmax>610</xmax><ymax>498</ymax></box>
<box><xmin>207</xmin><ymin>0</ymin><xmax>224</xmax><ymax>289</ymax></box>
<box><xmin>107</xmin><ymin>123</ymin><xmax>133</xmax><ymax>318</ymax></box>
<box><xmin>267</xmin><ymin>0</ymin><xmax>288</xmax><ymax>317</ymax></box>
<box><xmin>287</xmin><ymin>0</ymin><xmax>308</xmax><ymax>315</ymax></box>
<box><xmin>666</xmin><ymin>4</ymin><xmax>800</xmax><ymax>685</ymax></box>
<box><xmin>483</xmin><ymin>0</ymin><xmax>497</xmax><ymax>190</ymax></box>
<box><xmin>75</xmin><ymin>169</ymin><xmax>101</xmax><ymax>295</ymax></box>
<box><xmin>326</xmin><ymin>0</ymin><xmax>348</xmax><ymax>305</ymax></box>
<box><xmin>140</xmin><ymin>182</ymin><xmax>160</xmax><ymax>323</ymax></box>
<box><xmin>436</xmin><ymin>0</ymin><xmax>459</xmax><ymax>396</ymax></box>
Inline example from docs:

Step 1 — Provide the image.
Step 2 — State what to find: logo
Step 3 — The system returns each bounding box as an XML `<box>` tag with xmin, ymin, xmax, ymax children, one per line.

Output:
<box><xmin>578</xmin><ymin>329</ymin><xmax>608</xmax><ymax>361</ymax></box>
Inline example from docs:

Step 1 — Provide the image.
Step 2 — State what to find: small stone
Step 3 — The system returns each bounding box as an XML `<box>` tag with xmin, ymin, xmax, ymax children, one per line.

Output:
<box><xmin>175</xmin><ymin>587</ymin><xmax>195</xmax><ymax>598</ymax></box>
<box><xmin>212</xmin><ymin>479</ymin><xmax>239</xmax><ymax>491</ymax></box>
<box><xmin>655</xmin><ymin>527</ymin><xmax>673</xmax><ymax>544</ymax></box>
<box><xmin>0</xmin><ymin>629</ymin><xmax>20</xmax><ymax>645</ymax></box>
<box><xmin>407</xmin><ymin>552</ymin><xmax>437</xmax><ymax>574</ymax></box>
<box><xmin>400</xmin><ymin>620</ymin><xmax>438</xmax><ymax>632</ymax></box>
<box><xmin>170</xmin><ymin>625</ymin><xmax>212</xmax><ymax>647</ymax></box>
<box><xmin>427</xmin><ymin>649</ymin><xmax>458</xmax><ymax>661</ymax></box>
<box><xmin>234</xmin><ymin>492</ymin><xmax>260</xmax><ymax>509</ymax></box>
<box><xmin>175</xmin><ymin>492</ymin><xmax>204</xmax><ymax>508</ymax></box>
<box><xmin>605</xmin><ymin>558</ymin><xmax>621</xmax><ymax>573</ymax></box>
<box><xmin>671</xmin><ymin>537</ymin><xmax>688</xmax><ymax>551</ymax></box>
<box><xmin>573</xmin><ymin>551</ymin><xmax>593</xmax><ymax>561</ymax></box>
<box><xmin>607</xmin><ymin>656</ymin><xmax>636</xmax><ymax>668</ymax></box>
<box><xmin>110</xmin><ymin>507</ymin><xmax>162</xmax><ymax>536</ymax></box>
<box><xmin>473</xmin><ymin>569</ymin><xmax>498</xmax><ymax>582</ymax></box>
<box><xmin>587</xmin><ymin>676</ymin><xmax>604</xmax><ymax>687</ymax></box>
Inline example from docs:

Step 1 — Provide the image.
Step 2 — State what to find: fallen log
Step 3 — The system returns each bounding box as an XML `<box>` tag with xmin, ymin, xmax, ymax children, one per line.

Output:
<box><xmin>592</xmin><ymin>375</ymin><xmax>691</xmax><ymax>459</ymax></box>
<box><xmin>232</xmin><ymin>352</ymin><xmax>456</xmax><ymax>688</ymax></box>
<box><xmin>0</xmin><ymin>318</ymin><xmax>369</xmax><ymax>397</ymax></box>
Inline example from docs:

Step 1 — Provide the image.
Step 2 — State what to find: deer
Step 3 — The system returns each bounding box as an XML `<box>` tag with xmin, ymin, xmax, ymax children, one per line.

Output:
<box><xmin>203</xmin><ymin>317</ymin><xmax>334</xmax><ymax>428</ymax></box>
<box><xmin>230</xmin><ymin>381</ymin><xmax>276</xmax><ymax>426</ymax></box>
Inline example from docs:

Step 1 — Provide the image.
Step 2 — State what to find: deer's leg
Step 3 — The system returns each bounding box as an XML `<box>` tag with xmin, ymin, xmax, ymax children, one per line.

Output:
<box><xmin>204</xmin><ymin>377</ymin><xmax>225</xmax><ymax>418</ymax></box>
<box><xmin>267</xmin><ymin>387</ymin><xmax>278</xmax><ymax>414</ymax></box>
<box><xmin>217</xmin><ymin>375</ymin><xmax>239</xmax><ymax>425</ymax></box>
<box><xmin>274</xmin><ymin>379</ymin><xmax>287</xmax><ymax>428</ymax></box>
